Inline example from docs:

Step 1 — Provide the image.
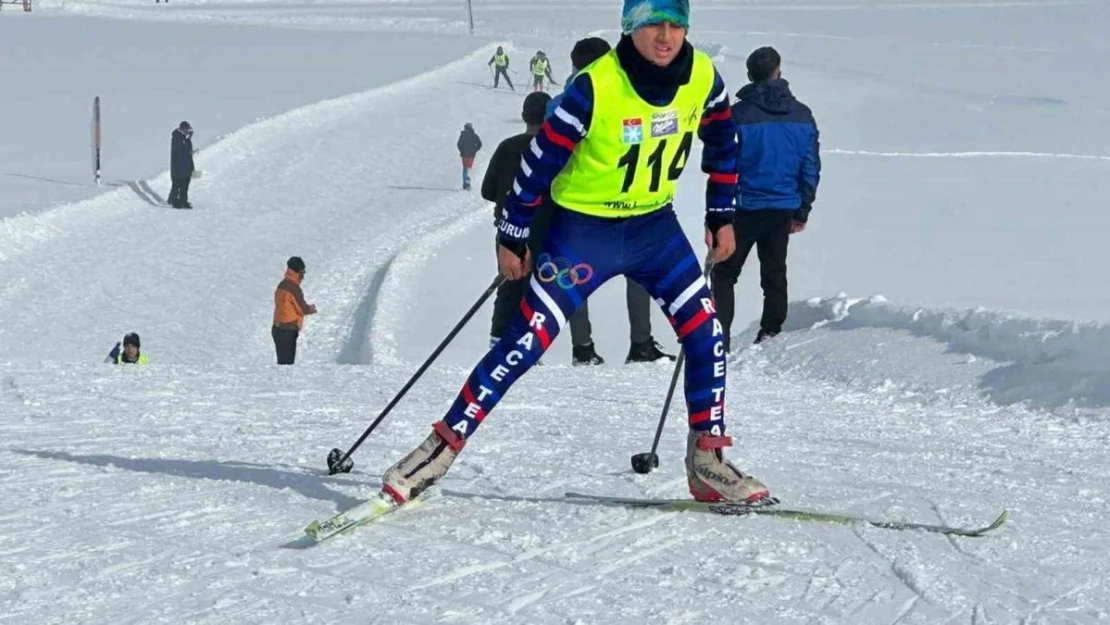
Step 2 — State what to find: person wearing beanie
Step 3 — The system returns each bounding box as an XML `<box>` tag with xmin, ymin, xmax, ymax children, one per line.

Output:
<box><xmin>487</xmin><ymin>46</ymin><xmax>515</xmax><ymax>91</ymax></box>
<box><xmin>712</xmin><ymin>46</ymin><xmax>820</xmax><ymax>349</ymax></box>
<box><xmin>105</xmin><ymin>332</ymin><xmax>148</xmax><ymax>365</ymax></box>
<box><xmin>457</xmin><ymin>123</ymin><xmax>483</xmax><ymax>191</ymax></box>
<box><xmin>168</xmin><ymin>121</ymin><xmax>195</xmax><ymax>209</ymax></box>
<box><xmin>379</xmin><ymin>0</ymin><xmax>772</xmax><ymax>509</ymax></box>
<box><xmin>545</xmin><ymin>35</ymin><xmax>676</xmax><ymax>367</ymax></box>
<box><xmin>483</xmin><ymin>92</ymin><xmax>554</xmax><ymax>351</ymax></box>
<box><xmin>272</xmin><ymin>256</ymin><xmax>317</xmax><ymax>365</ymax></box>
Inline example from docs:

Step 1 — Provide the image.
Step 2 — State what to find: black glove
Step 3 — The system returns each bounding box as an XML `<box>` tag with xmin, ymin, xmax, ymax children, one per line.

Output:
<box><xmin>794</xmin><ymin>203</ymin><xmax>812</xmax><ymax>223</ymax></box>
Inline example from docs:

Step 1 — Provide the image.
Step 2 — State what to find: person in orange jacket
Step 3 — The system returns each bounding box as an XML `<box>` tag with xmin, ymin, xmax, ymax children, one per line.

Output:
<box><xmin>272</xmin><ymin>256</ymin><xmax>317</xmax><ymax>365</ymax></box>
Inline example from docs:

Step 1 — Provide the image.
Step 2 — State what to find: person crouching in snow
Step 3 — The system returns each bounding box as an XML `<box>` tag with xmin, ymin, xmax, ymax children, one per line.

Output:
<box><xmin>106</xmin><ymin>333</ymin><xmax>148</xmax><ymax>365</ymax></box>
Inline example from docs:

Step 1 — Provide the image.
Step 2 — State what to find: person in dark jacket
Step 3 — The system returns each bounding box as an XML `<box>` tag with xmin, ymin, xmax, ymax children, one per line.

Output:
<box><xmin>168</xmin><ymin>121</ymin><xmax>195</xmax><ymax>209</ymax></box>
<box><xmin>487</xmin><ymin>46</ymin><xmax>515</xmax><ymax>90</ymax></box>
<box><xmin>712</xmin><ymin>46</ymin><xmax>820</xmax><ymax>350</ymax></box>
<box><xmin>482</xmin><ymin>93</ymin><xmax>557</xmax><ymax>355</ymax></box>
<box><xmin>272</xmin><ymin>256</ymin><xmax>317</xmax><ymax>365</ymax></box>
<box><xmin>457</xmin><ymin>123</ymin><xmax>482</xmax><ymax>190</ymax></box>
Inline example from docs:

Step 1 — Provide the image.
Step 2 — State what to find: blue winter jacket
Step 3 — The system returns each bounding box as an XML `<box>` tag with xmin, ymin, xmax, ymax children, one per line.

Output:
<box><xmin>732</xmin><ymin>79</ymin><xmax>820</xmax><ymax>220</ymax></box>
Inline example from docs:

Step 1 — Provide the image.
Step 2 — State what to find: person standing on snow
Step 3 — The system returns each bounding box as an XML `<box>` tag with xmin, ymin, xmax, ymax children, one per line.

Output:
<box><xmin>168</xmin><ymin>121</ymin><xmax>195</xmax><ymax>209</ymax></box>
<box><xmin>379</xmin><ymin>0</ymin><xmax>772</xmax><ymax>507</ymax></box>
<box><xmin>711</xmin><ymin>46</ymin><xmax>820</xmax><ymax>350</ymax></box>
<box><xmin>457</xmin><ymin>123</ymin><xmax>483</xmax><ymax>191</ymax></box>
<box><xmin>544</xmin><ymin>36</ymin><xmax>676</xmax><ymax>366</ymax></box>
<box><xmin>488</xmin><ymin>46</ymin><xmax>515</xmax><ymax>90</ymax></box>
<box><xmin>528</xmin><ymin>50</ymin><xmax>558</xmax><ymax>92</ymax></box>
<box><xmin>483</xmin><ymin>93</ymin><xmax>553</xmax><ymax>351</ymax></box>
<box><xmin>105</xmin><ymin>333</ymin><xmax>148</xmax><ymax>365</ymax></box>
<box><xmin>272</xmin><ymin>256</ymin><xmax>317</xmax><ymax>365</ymax></box>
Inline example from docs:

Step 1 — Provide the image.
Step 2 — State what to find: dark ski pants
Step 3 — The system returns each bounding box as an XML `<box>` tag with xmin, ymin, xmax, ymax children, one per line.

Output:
<box><xmin>272</xmin><ymin>326</ymin><xmax>299</xmax><ymax>365</ymax></box>
<box><xmin>493</xmin><ymin>67</ymin><xmax>513</xmax><ymax>89</ymax></box>
<box><xmin>449</xmin><ymin>207</ymin><xmax>729</xmax><ymax>441</ymax></box>
<box><xmin>711</xmin><ymin>210</ymin><xmax>793</xmax><ymax>351</ymax></box>
<box><xmin>168</xmin><ymin>174</ymin><xmax>191</xmax><ymax>207</ymax></box>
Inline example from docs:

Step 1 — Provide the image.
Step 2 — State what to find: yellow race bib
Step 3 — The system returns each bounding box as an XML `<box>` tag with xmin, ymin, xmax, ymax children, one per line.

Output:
<box><xmin>551</xmin><ymin>49</ymin><xmax>716</xmax><ymax>218</ymax></box>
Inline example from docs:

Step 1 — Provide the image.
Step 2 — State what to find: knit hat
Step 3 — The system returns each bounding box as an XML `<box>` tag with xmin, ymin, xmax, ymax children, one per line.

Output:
<box><xmin>287</xmin><ymin>256</ymin><xmax>306</xmax><ymax>272</ymax></box>
<box><xmin>621</xmin><ymin>0</ymin><xmax>689</xmax><ymax>35</ymax></box>
<box><xmin>522</xmin><ymin>92</ymin><xmax>551</xmax><ymax>125</ymax></box>
<box><xmin>123</xmin><ymin>332</ymin><xmax>141</xmax><ymax>348</ymax></box>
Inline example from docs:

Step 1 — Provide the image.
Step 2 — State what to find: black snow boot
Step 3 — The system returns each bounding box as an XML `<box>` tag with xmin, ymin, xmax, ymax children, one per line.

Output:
<box><xmin>625</xmin><ymin>339</ymin><xmax>677</xmax><ymax>364</ymax></box>
<box><xmin>572</xmin><ymin>342</ymin><xmax>605</xmax><ymax>366</ymax></box>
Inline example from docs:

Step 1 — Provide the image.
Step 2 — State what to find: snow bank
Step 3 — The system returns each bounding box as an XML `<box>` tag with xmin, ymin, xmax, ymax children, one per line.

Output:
<box><xmin>750</xmin><ymin>294</ymin><xmax>1110</xmax><ymax>412</ymax></box>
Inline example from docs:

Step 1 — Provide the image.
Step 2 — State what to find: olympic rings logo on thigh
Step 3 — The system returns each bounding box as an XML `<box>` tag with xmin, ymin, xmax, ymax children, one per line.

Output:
<box><xmin>536</xmin><ymin>253</ymin><xmax>594</xmax><ymax>289</ymax></box>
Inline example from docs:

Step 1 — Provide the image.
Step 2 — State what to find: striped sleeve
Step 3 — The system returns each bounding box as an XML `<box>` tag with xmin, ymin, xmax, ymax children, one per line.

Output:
<box><xmin>497</xmin><ymin>74</ymin><xmax>595</xmax><ymax>247</ymax></box>
<box><xmin>698</xmin><ymin>68</ymin><xmax>738</xmax><ymax>225</ymax></box>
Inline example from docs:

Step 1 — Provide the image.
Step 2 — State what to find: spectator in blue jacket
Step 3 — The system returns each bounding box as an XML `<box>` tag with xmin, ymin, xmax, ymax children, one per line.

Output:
<box><xmin>712</xmin><ymin>46</ymin><xmax>820</xmax><ymax>350</ymax></box>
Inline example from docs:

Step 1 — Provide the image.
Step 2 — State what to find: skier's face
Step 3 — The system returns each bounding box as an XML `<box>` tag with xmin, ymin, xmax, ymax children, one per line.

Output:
<box><xmin>631</xmin><ymin>21</ymin><xmax>686</xmax><ymax>67</ymax></box>
<box><xmin>124</xmin><ymin>344</ymin><xmax>139</xmax><ymax>360</ymax></box>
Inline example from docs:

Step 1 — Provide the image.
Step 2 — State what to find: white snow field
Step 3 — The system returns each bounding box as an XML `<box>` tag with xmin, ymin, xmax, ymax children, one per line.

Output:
<box><xmin>3</xmin><ymin>0</ymin><xmax>1110</xmax><ymax>623</ymax></box>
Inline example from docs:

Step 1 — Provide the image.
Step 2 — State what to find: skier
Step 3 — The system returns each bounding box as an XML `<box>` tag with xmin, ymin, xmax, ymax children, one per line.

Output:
<box><xmin>457</xmin><ymin>123</ymin><xmax>482</xmax><ymax>191</ymax></box>
<box><xmin>487</xmin><ymin>46</ymin><xmax>515</xmax><ymax>90</ymax></box>
<box><xmin>545</xmin><ymin>36</ymin><xmax>676</xmax><ymax>366</ymax></box>
<box><xmin>380</xmin><ymin>0</ymin><xmax>771</xmax><ymax>507</ymax></box>
<box><xmin>483</xmin><ymin>92</ymin><xmax>553</xmax><ymax>350</ymax></box>
<box><xmin>167</xmin><ymin>121</ymin><xmax>194</xmax><ymax>209</ymax></box>
<box><xmin>711</xmin><ymin>46</ymin><xmax>820</xmax><ymax>349</ymax></box>
<box><xmin>528</xmin><ymin>50</ymin><xmax>557</xmax><ymax>92</ymax></box>
<box><xmin>105</xmin><ymin>333</ymin><xmax>148</xmax><ymax>365</ymax></box>
<box><xmin>272</xmin><ymin>256</ymin><xmax>317</xmax><ymax>365</ymax></box>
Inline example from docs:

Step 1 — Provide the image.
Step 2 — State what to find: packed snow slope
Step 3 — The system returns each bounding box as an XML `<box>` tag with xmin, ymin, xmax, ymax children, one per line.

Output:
<box><xmin>2</xmin><ymin>0</ymin><xmax>1110</xmax><ymax>623</ymax></box>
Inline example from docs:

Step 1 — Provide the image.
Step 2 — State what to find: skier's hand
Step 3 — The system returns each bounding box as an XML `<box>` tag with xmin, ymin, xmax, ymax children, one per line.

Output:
<box><xmin>307</xmin><ymin>304</ymin><xmax>318</xmax><ymax>315</ymax></box>
<box><xmin>790</xmin><ymin>220</ymin><xmax>807</xmax><ymax>234</ymax></box>
<box><xmin>497</xmin><ymin>244</ymin><xmax>532</xmax><ymax>281</ymax></box>
<box><xmin>705</xmin><ymin>224</ymin><xmax>736</xmax><ymax>263</ymax></box>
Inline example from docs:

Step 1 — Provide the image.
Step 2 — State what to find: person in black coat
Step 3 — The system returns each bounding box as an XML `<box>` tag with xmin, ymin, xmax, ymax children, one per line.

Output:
<box><xmin>168</xmin><ymin>121</ymin><xmax>195</xmax><ymax>209</ymax></box>
<box><xmin>457</xmin><ymin>123</ymin><xmax>482</xmax><ymax>190</ymax></box>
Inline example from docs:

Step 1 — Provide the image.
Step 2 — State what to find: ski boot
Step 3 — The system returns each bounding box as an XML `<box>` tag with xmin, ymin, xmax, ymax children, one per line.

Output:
<box><xmin>381</xmin><ymin>421</ymin><xmax>464</xmax><ymax>504</ymax></box>
<box><xmin>625</xmin><ymin>339</ymin><xmax>676</xmax><ymax>364</ymax></box>
<box><xmin>572</xmin><ymin>342</ymin><xmax>605</xmax><ymax>366</ymax></box>
<box><xmin>685</xmin><ymin>431</ymin><xmax>771</xmax><ymax>504</ymax></box>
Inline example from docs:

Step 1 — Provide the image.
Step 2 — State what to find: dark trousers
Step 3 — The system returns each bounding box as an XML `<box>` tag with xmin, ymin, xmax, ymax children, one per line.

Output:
<box><xmin>493</xmin><ymin>67</ymin><xmax>513</xmax><ymax>89</ymax></box>
<box><xmin>711</xmin><ymin>210</ymin><xmax>793</xmax><ymax>350</ymax></box>
<box><xmin>272</xmin><ymin>326</ymin><xmax>299</xmax><ymax>365</ymax></box>
<box><xmin>168</xmin><ymin>174</ymin><xmax>191</xmax><ymax>207</ymax></box>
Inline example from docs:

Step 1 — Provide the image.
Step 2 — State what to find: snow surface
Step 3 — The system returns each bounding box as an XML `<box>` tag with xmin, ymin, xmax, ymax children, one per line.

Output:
<box><xmin>3</xmin><ymin>0</ymin><xmax>1110</xmax><ymax>622</ymax></box>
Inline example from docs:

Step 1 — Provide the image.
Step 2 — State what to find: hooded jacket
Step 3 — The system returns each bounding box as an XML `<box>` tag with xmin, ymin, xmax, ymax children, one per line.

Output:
<box><xmin>457</xmin><ymin>128</ymin><xmax>483</xmax><ymax>158</ymax></box>
<box><xmin>171</xmin><ymin>128</ymin><xmax>195</xmax><ymax>179</ymax></box>
<box><xmin>731</xmin><ymin>78</ymin><xmax>821</xmax><ymax>220</ymax></box>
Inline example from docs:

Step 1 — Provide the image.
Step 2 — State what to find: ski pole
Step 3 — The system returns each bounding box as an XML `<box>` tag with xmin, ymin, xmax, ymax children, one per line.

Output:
<box><xmin>631</xmin><ymin>259</ymin><xmax>715</xmax><ymax>474</ymax></box>
<box><xmin>327</xmin><ymin>274</ymin><xmax>506</xmax><ymax>475</ymax></box>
